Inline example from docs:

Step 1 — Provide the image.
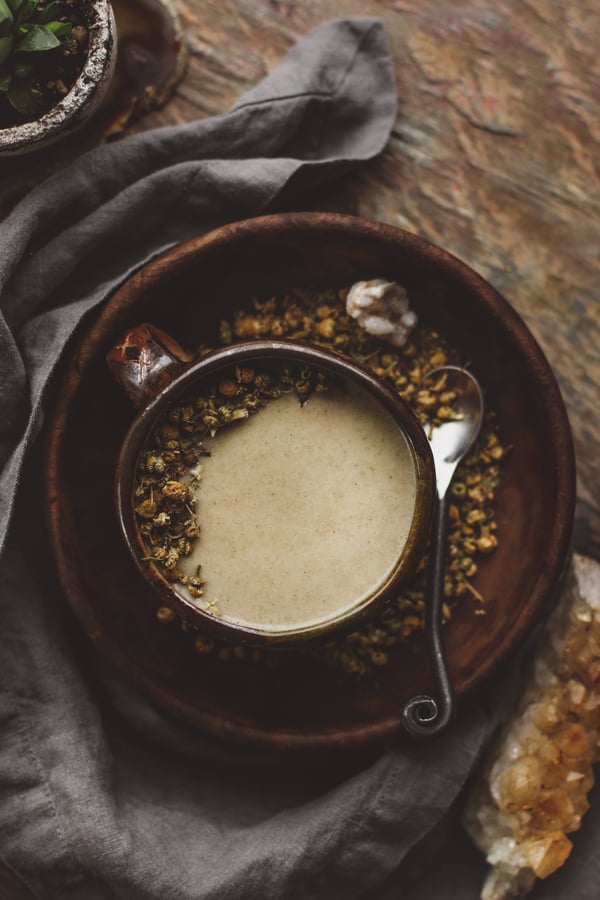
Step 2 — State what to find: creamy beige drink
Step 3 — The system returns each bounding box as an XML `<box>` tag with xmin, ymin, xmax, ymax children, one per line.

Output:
<box><xmin>180</xmin><ymin>381</ymin><xmax>417</xmax><ymax>633</ymax></box>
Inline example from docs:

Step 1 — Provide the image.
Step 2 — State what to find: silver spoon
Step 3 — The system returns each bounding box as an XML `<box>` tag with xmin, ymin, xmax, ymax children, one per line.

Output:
<box><xmin>403</xmin><ymin>366</ymin><xmax>484</xmax><ymax>739</ymax></box>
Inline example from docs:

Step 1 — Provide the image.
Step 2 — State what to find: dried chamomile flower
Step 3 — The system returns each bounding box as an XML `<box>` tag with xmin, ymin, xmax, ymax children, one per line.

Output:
<box><xmin>140</xmin><ymin>285</ymin><xmax>505</xmax><ymax>678</ymax></box>
<box><xmin>134</xmin><ymin>361</ymin><xmax>330</xmax><ymax>599</ymax></box>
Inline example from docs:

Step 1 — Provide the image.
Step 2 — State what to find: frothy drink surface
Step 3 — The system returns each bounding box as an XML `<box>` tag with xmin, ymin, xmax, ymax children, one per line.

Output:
<box><xmin>181</xmin><ymin>383</ymin><xmax>417</xmax><ymax>632</ymax></box>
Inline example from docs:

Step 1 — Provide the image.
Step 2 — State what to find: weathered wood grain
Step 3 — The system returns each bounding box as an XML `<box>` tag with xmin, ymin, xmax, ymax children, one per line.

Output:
<box><xmin>163</xmin><ymin>0</ymin><xmax>600</xmax><ymax>556</ymax></box>
<box><xmin>0</xmin><ymin>5</ymin><xmax>599</xmax><ymax>891</ymax></box>
<box><xmin>3</xmin><ymin>0</ymin><xmax>598</xmax><ymax>556</ymax></box>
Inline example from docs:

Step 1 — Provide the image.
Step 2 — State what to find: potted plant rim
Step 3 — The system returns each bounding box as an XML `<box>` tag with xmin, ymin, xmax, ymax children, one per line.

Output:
<box><xmin>0</xmin><ymin>0</ymin><xmax>116</xmax><ymax>155</ymax></box>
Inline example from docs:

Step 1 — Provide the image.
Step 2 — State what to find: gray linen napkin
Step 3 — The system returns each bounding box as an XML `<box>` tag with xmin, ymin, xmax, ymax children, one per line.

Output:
<box><xmin>0</xmin><ymin>16</ymin><xmax>501</xmax><ymax>900</ymax></box>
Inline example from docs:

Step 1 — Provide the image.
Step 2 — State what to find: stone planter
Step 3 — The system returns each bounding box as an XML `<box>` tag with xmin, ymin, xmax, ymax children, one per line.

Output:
<box><xmin>0</xmin><ymin>0</ymin><xmax>116</xmax><ymax>157</ymax></box>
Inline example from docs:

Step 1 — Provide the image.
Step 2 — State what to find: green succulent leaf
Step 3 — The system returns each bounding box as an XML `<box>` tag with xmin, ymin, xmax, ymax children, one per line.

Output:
<box><xmin>35</xmin><ymin>2</ymin><xmax>65</xmax><ymax>24</ymax></box>
<box><xmin>45</xmin><ymin>19</ymin><xmax>71</xmax><ymax>37</ymax></box>
<box><xmin>16</xmin><ymin>0</ymin><xmax>37</xmax><ymax>26</ymax></box>
<box><xmin>15</xmin><ymin>22</ymin><xmax>60</xmax><ymax>52</ymax></box>
<box><xmin>12</xmin><ymin>58</ymin><xmax>31</xmax><ymax>77</ymax></box>
<box><xmin>6</xmin><ymin>73</ymin><xmax>40</xmax><ymax>114</ymax></box>
<box><xmin>0</xmin><ymin>0</ymin><xmax>13</xmax><ymax>37</ymax></box>
<box><xmin>0</xmin><ymin>33</ymin><xmax>12</xmax><ymax>62</ymax></box>
<box><xmin>0</xmin><ymin>0</ymin><xmax>76</xmax><ymax>122</ymax></box>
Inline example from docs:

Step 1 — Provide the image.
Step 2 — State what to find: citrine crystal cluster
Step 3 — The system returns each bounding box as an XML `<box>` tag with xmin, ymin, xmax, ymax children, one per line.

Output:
<box><xmin>463</xmin><ymin>553</ymin><xmax>600</xmax><ymax>899</ymax></box>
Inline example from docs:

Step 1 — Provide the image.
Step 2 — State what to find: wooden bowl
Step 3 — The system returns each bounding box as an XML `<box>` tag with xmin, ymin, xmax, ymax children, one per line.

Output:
<box><xmin>44</xmin><ymin>212</ymin><xmax>575</xmax><ymax>756</ymax></box>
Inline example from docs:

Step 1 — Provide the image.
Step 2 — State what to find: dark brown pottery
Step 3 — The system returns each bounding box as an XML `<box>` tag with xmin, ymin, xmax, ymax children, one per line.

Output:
<box><xmin>44</xmin><ymin>212</ymin><xmax>576</xmax><ymax>755</ymax></box>
<box><xmin>107</xmin><ymin>330</ymin><xmax>436</xmax><ymax>647</ymax></box>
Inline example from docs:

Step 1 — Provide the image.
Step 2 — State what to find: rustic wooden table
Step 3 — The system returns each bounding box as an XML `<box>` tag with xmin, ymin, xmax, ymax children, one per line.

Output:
<box><xmin>1</xmin><ymin>1</ymin><xmax>599</xmax><ymax>896</ymax></box>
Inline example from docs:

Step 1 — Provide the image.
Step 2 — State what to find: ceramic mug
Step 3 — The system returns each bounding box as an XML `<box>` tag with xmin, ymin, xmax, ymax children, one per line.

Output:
<box><xmin>107</xmin><ymin>324</ymin><xmax>435</xmax><ymax>647</ymax></box>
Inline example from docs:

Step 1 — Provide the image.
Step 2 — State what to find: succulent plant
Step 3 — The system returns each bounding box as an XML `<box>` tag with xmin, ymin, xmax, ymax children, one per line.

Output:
<box><xmin>0</xmin><ymin>0</ymin><xmax>73</xmax><ymax>118</ymax></box>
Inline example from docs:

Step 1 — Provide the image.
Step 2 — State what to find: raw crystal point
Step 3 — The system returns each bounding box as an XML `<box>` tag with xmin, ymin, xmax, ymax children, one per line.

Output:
<box><xmin>463</xmin><ymin>553</ymin><xmax>600</xmax><ymax>900</ymax></box>
<box><xmin>346</xmin><ymin>279</ymin><xmax>418</xmax><ymax>347</ymax></box>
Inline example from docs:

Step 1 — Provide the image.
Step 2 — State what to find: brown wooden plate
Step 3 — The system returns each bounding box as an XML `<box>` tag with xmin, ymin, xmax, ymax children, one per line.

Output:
<box><xmin>44</xmin><ymin>213</ymin><xmax>575</xmax><ymax>755</ymax></box>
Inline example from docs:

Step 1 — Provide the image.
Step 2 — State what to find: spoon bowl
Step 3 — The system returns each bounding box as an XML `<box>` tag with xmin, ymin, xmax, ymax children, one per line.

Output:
<box><xmin>427</xmin><ymin>367</ymin><xmax>485</xmax><ymax>496</ymax></box>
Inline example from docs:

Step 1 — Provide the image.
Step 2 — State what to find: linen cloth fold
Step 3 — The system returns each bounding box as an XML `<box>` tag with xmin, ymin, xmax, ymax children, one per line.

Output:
<box><xmin>1</xmin><ymin>16</ymin><xmax>497</xmax><ymax>900</ymax></box>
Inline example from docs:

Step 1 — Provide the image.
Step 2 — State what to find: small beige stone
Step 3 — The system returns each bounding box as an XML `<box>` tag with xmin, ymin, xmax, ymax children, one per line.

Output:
<box><xmin>345</xmin><ymin>279</ymin><xmax>418</xmax><ymax>347</ymax></box>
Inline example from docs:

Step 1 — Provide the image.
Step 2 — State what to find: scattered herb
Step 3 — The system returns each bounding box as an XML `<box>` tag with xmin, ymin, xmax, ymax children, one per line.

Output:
<box><xmin>135</xmin><ymin>362</ymin><xmax>329</xmax><ymax>617</ymax></box>
<box><xmin>151</xmin><ymin>286</ymin><xmax>507</xmax><ymax>676</ymax></box>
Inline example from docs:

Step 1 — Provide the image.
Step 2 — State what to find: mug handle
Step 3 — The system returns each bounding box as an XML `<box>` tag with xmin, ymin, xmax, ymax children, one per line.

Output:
<box><xmin>106</xmin><ymin>323</ymin><xmax>193</xmax><ymax>408</ymax></box>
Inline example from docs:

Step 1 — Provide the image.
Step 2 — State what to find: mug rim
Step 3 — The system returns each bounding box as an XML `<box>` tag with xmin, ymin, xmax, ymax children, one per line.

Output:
<box><xmin>116</xmin><ymin>338</ymin><xmax>436</xmax><ymax>646</ymax></box>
